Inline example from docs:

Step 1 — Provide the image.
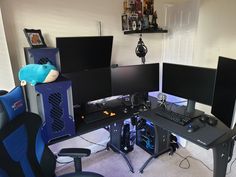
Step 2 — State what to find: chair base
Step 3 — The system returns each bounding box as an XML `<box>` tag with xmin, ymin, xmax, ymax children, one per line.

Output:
<box><xmin>59</xmin><ymin>171</ymin><xmax>104</xmax><ymax>177</ymax></box>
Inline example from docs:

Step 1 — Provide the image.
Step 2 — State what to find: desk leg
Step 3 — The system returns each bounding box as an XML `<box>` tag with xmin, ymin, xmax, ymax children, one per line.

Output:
<box><xmin>108</xmin><ymin>143</ymin><xmax>134</xmax><ymax>173</ymax></box>
<box><xmin>109</xmin><ymin>121</ymin><xmax>134</xmax><ymax>173</ymax></box>
<box><xmin>139</xmin><ymin>125</ymin><xmax>171</xmax><ymax>173</ymax></box>
<box><xmin>212</xmin><ymin>139</ymin><xmax>232</xmax><ymax>177</ymax></box>
<box><xmin>139</xmin><ymin>150</ymin><xmax>170</xmax><ymax>173</ymax></box>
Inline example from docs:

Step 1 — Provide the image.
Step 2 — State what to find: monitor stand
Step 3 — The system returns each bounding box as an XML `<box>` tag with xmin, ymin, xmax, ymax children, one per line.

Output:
<box><xmin>186</xmin><ymin>100</ymin><xmax>196</xmax><ymax>113</ymax></box>
<box><xmin>185</xmin><ymin>99</ymin><xmax>204</xmax><ymax>118</ymax></box>
<box><xmin>166</xmin><ymin>100</ymin><xmax>204</xmax><ymax>119</ymax></box>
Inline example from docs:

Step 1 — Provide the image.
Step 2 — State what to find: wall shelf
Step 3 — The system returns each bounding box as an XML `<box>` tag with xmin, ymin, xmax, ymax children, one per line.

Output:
<box><xmin>124</xmin><ymin>28</ymin><xmax>168</xmax><ymax>34</ymax></box>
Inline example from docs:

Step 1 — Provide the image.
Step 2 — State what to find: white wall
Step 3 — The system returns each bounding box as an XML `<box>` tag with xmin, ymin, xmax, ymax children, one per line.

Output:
<box><xmin>0</xmin><ymin>7</ymin><xmax>15</xmax><ymax>90</ymax></box>
<box><xmin>194</xmin><ymin>0</ymin><xmax>236</xmax><ymax>68</ymax></box>
<box><xmin>1</xmin><ymin>0</ymin><xmax>235</xmax><ymax>89</ymax></box>
<box><xmin>185</xmin><ymin>0</ymin><xmax>236</xmax><ymax>167</ymax></box>
<box><xmin>0</xmin><ymin>0</ymin><xmax>165</xmax><ymax>84</ymax></box>
<box><xmin>191</xmin><ymin>0</ymin><xmax>236</xmax><ymax>114</ymax></box>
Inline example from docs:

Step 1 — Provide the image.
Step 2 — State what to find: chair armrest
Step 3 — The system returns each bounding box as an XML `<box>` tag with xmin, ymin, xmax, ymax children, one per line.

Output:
<box><xmin>58</xmin><ymin>148</ymin><xmax>91</xmax><ymax>158</ymax></box>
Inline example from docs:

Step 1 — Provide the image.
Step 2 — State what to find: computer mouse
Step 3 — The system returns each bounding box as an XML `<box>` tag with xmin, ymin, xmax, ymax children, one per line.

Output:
<box><xmin>207</xmin><ymin>117</ymin><xmax>217</xmax><ymax>126</ymax></box>
<box><xmin>187</xmin><ymin>124</ymin><xmax>200</xmax><ymax>133</ymax></box>
<box><xmin>199</xmin><ymin>115</ymin><xmax>209</xmax><ymax>123</ymax></box>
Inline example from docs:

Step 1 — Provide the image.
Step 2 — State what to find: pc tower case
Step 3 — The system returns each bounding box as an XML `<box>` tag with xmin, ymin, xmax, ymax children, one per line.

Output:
<box><xmin>24</xmin><ymin>48</ymin><xmax>75</xmax><ymax>143</ymax></box>
<box><xmin>136</xmin><ymin>119</ymin><xmax>170</xmax><ymax>155</ymax></box>
<box><xmin>24</xmin><ymin>47</ymin><xmax>60</xmax><ymax>69</ymax></box>
<box><xmin>136</xmin><ymin>120</ymin><xmax>155</xmax><ymax>154</ymax></box>
<box><xmin>109</xmin><ymin>119</ymin><xmax>134</xmax><ymax>153</ymax></box>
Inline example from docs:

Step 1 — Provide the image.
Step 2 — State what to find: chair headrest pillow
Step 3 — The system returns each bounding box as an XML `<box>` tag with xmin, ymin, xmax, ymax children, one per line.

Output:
<box><xmin>0</xmin><ymin>87</ymin><xmax>26</xmax><ymax>122</ymax></box>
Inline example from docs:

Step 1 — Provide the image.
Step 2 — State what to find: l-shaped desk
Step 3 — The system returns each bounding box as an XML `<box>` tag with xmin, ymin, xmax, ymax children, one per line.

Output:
<box><xmin>139</xmin><ymin>97</ymin><xmax>236</xmax><ymax>177</ymax></box>
<box><xmin>75</xmin><ymin>96</ymin><xmax>236</xmax><ymax>177</ymax></box>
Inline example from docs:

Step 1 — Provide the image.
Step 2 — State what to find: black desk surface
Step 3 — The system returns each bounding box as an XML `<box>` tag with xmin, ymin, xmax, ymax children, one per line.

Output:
<box><xmin>74</xmin><ymin>96</ymin><xmax>230</xmax><ymax>149</ymax></box>
<box><xmin>75</xmin><ymin>98</ymin><xmax>138</xmax><ymax>135</ymax></box>
<box><xmin>139</xmin><ymin>97</ymin><xmax>230</xmax><ymax>149</ymax></box>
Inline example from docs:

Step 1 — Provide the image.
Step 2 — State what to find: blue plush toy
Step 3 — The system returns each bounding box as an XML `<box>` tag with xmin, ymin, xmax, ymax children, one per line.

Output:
<box><xmin>18</xmin><ymin>62</ymin><xmax>59</xmax><ymax>86</ymax></box>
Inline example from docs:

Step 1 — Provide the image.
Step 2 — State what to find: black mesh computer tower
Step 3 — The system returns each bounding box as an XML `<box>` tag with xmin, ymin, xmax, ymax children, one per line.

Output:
<box><xmin>24</xmin><ymin>48</ymin><xmax>75</xmax><ymax>143</ymax></box>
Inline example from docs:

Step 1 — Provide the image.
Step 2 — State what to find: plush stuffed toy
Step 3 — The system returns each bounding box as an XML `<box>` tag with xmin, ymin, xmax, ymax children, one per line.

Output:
<box><xmin>18</xmin><ymin>62</ymin><xmax>59</xmax><ymax>86</ymax></box>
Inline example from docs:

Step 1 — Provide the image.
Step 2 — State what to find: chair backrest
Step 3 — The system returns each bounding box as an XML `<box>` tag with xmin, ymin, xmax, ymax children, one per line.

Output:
<box><xmin>0</xmin><ymin>90</ymin><xmax>8</xmax><ymax>130</ymax></box>
<box><xmin>0</xmin><ymin>87</ymin><xmax>56</xmax><ymax>177</ymax></box>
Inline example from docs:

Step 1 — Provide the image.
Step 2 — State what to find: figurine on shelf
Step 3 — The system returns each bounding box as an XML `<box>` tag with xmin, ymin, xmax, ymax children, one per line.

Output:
<box><xmin>128</xmin><ymin>14</ymin><xmax>138</xmax><ymax>31</ymax></box>
<box><xmin>135</xmin><ymin>0</ymin><xmax>142</xmax><ymax>17</ymax></box>
<box><xmin>122</xmin><ymin>14</ymin><xmax>129</xmax><ymax>31</ymax></box>
<box><xmin>142</xmin><ymin>16</ymin><xmax>149</xmax><ymax>29</ymax></box>
<box><xmin>129</xmin><ymin>0</ymin><xmax>136</xmax><ymax>14</ymax></box>
<box><xmin>143</xmin><ymin>0</ymin><xmax>154</xmax><ymax>15</ymax></box>
<box><xmin>152</xmin><ymin>11</ymin><xmax>158</xmax><ymax>30</ymax></box>
<box><xmin>123</xmin><ymin>0</ymin><xmax>128</xmax><ymax>13</ymax></box>
<box><xmin>122</xmin><ymin>0</ymin><xmax>166</xmax><ymax>33</ymax></box>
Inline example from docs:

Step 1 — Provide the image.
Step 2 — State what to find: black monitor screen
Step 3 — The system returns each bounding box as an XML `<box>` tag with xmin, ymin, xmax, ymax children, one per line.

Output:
<box><xmin>162</xmin><ymin>63</ymin><xmax>216</xmax><ymax>105</ymax></box>
<box><xmin>56</xmin><ymin>36</ymin><xmax>113</xmax><ymax>73</ymax></box>
<box><xmin>63</xmin><ymin>68</ymin><xmax>111</xmax><ymax>105</ymax></box>
<box><xmin>111</xmin><ymin>63</ymin><xmax>159</xmax><ymax>95</ymax></box>
<box><xmin>211</xmin><ymin>56</ymin><xmax>236</xmax><ymax>128</ymax></box>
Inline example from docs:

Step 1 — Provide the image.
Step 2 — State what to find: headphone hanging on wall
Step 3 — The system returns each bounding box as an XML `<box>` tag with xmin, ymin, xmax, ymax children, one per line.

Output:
<box><xmin>135</xmin><ymin>34</ymin><xmax>148</xmax><ymax>64</ymax></box>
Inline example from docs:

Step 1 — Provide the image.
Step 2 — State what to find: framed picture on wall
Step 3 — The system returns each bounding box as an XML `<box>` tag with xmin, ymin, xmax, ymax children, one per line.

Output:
<box><xmin>23</xmin><ymin>28</ymin><xmax>47</xmax><ymax>48</ymax></box>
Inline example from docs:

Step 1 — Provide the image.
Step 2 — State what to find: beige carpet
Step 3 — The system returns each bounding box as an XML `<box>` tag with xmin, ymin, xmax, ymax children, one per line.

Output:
<box><xmin>55</xmin><ymin>145</ymin><xmax>220</xmax><ymax>177</ymax></box>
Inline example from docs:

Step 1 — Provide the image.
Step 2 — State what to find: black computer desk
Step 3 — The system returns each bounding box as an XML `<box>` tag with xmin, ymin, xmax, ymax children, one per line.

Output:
<box><xmin>74</xmin><ymin>98</ymin><xmax>139</xmax><ymax>173</ymax></box>
<box><xmin>75</xmin><ymin>98</ymin><xmax>138</xmax><ymax>135</ymax></box>
<box><xmin>73</xmin><ymin>96</ymin><xmax>236</xmax><ymax>177</ymax></box>
<box><xmin>139</xmin><ymin>97</ymin><xmax>236</xmax><ymax>177</ymax></box>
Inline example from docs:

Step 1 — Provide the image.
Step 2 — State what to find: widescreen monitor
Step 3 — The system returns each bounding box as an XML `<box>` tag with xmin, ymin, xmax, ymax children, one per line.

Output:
<box><xmin>56</xmin><ymin>36</ymin><xmax>113</xmax><ymax>73</ymax></box>
<box><xmin>111</xmin><ymin>63</ymin><xmax>159</xmax><ymax>95</ymax></box>
<box><xmin>63</xmin><ymin>67</ymin><xmax>111</xmax><ymax>105</ymax></box>
<box><xmin>211</xmin><ymin>56</ymin><xmax>236</xmax><ymax>128</ymax></box>
<box><xmin>162</xmin><ymin>63</ymin><xmax>216</xmax><ymax>106</ymax></box>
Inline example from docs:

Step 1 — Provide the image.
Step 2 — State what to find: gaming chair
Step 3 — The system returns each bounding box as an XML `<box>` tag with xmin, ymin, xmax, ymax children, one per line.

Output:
<box><xmin>0</xmin><ymin>87</ymin><xmax>103</xmax><ymax>177</ymax></box>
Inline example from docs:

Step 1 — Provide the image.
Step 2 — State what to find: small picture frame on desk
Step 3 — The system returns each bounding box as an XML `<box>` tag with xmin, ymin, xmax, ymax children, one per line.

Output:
<box><xmin>23</xmin><ymin>28</ymin><xmax>47</xmax><ymax>48</ymax></box>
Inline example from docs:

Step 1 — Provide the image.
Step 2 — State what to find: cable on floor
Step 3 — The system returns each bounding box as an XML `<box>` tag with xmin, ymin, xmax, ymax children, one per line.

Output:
<box><xmin>226</xmin><ymin>157</ymin><xmax>236</xmax><ymax>175</ymax></box>
<box><xmin>95</xmin><ymin>147</ymin><xmax>108</xmax><ymax>154</ymax></box>
<box><xmin>175</xmin><ymin>152</ymin><xmax>213</xmax><ymax>171</ymax></box>
<box><xmin>175</xmin><ymin>152</ymin><xmax>236</xmax><ymax>175</ymax></box>
<box><xmin>175</xmin><ymin>152</ymin><xmax>191</xmax><ymax>169</ymax></box>
<box><xmin>79</xmin><ymin>135</ymin><xmax>110</xmax><ymax>148</ymax></box>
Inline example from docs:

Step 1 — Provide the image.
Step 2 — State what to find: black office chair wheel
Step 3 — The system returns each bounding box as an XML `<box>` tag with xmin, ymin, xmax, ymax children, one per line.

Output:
<box><xmin>60</xmin><ymin>172</ymin><xmax>104</xmax><ymax>177</ymax></box>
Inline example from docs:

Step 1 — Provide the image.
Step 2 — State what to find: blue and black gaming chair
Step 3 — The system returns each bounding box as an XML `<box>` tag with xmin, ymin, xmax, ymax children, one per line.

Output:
<box><xmin>0</xmin><ymin>87</ymin><xmax>103</xmax><ymax>177</ymax></box>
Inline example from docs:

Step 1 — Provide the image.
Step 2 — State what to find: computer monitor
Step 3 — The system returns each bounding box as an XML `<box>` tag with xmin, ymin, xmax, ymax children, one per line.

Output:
<box><xmin>111</xmin><ymin>63</ymin><xmax>159</xmax><ymax>95</ymax></box>
<box><xmin>162</xmin><ymin>63</ymin><xmax>216</xmax><ymax>112</ymax></box>
<box><xmin>56</xmin><ymin>36</ymin><xmax>113</xmax><ymax>73</ymax></box>
<box><xmin>211</xmin><ymin>56</ymin><xmax>236</xmax><ymax>128</ymax></box>
<box><xmin>63</xmin><ymin>67</ymin><xmax>111</xmax><ymax>105</ymax></box>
